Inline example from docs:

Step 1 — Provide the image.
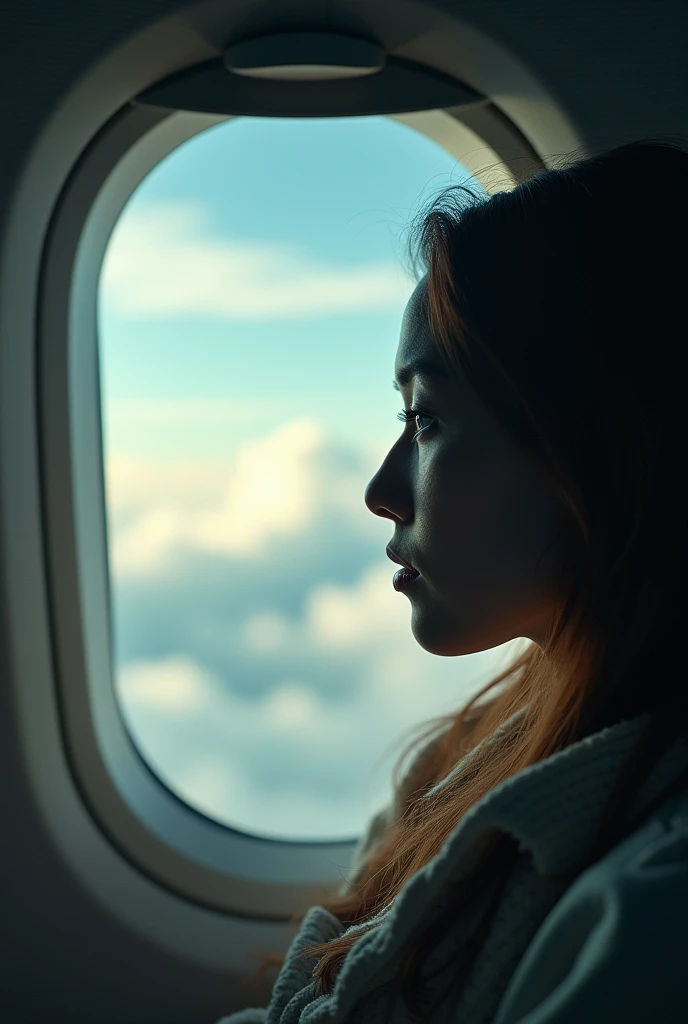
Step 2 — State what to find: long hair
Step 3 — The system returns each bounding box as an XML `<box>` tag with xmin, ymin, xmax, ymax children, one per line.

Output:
<box><xmin>243</xmin><ymin>137</ymin><xmax>688</xmax><ymax>1021</ymax></box>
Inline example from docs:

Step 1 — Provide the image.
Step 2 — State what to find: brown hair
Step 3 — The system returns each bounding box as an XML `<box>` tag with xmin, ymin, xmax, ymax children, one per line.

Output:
<box><xmin>244</xmin><ymin>137</ymin><xmax>688</xmax><ymax>1021</ymax></box>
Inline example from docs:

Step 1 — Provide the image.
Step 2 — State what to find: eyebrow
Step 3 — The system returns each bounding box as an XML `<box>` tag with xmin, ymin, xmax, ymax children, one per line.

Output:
<box><xmin>392</xmin><ymin>358</ymin><xmax>448</xmax><ymax>391</ymax></box>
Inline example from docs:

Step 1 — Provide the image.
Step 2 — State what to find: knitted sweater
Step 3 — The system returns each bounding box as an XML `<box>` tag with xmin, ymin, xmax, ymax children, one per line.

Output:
<box><xmin>216</xmin><ymin>709</ymin><xmax>688</xmax><ymax>1023</ymax></box>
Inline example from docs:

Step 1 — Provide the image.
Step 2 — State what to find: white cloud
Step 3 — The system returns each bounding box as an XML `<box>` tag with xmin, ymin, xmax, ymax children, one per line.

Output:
<box><xmin>118</xmin><ymin>655</ymin><xmax>214</xmax><ymax>713</ymax></box>
<box><xmin>242</xmin><ymin>611</ymin><xmax>290</xmax><ymax>652</ymax></box>
<box><xmin>262</xmin><ymin>684</ymin><xmax>321</xmax><ymax>730</ymax></box>
<box><xmin>104</xmin><ymin>450</ymin><xmax>227</xmax><ymax>516</ymax></box>
<box><xmin>105</xmin><ymin>397</ymin><xmax>280</xmax><ymax>427</ymax></box>
<box><xmin>304</xmin><ymin>562</ymin><xmax>404</xmax><ymax>651</ymax></box>
<box><xmin>100</xmin><ymin>201</ymin><xmax>414</xmax><ymax>320</ymax></box>
<box><xmin>106</xmin><ymin>416</ymin><xmax>381</xmax><ymax>576</ymax></box>
<box><xmin>111</xmin><ymin>504</ymin><xmax>188</xmax><ymax>575</ymax></box>
<box><xmin>187</xmin><ymin>417</ymin><xmax>322</xmax><ymax>556</ymax></box>
<box><xmin>115</xmin><ymin>630</ymin><xmax>521</xmax><ymax>839</ymax></box>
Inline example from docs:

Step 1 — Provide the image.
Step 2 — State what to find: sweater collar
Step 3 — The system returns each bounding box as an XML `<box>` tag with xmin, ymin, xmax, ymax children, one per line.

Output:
<box><xmin>433</xmin><ymin>708</ymin><xmax>688</xmax><ymax>877</ymax></box>
<box><xmin>334</xmin><ymin>707</ymin><xmax>688</xmax><ymax>1009</ymax></box>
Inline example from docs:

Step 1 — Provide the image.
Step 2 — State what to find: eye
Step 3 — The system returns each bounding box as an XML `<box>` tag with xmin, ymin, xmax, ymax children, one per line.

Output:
<box><xmin>396</xmin><ymin>407</ymin><xmax>435</xmax><ymax>442</ymax></box>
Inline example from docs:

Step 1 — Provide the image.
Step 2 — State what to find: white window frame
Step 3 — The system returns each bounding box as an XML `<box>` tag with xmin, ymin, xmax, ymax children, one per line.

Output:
<box><xmin>32</xmin><ymin>101</ymin><xmax>540</xmax><ymax>923</ymax></box>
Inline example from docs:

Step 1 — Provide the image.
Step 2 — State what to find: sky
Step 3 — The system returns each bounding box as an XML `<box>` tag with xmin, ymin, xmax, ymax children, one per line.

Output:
<box><xmin>97</xmin><ymin>114</ymin><xmax>526</xmax><ymax>843</ymax></box>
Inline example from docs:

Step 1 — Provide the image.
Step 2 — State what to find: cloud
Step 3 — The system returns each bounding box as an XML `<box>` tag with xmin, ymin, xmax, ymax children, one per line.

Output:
<box><xmin>100</xmin><ymin>201</ymin><xmax>414</xmax><ymax>320</ymax></box>
<box><xmin>106</xmin><ymin>397</ymin><xmax>281</xmax><ymax>427</ymax></box>
<box><xmin>105</xmin><ymin>415</ymin><xmax>380</xmax><ymax>575</ymax></box>
<box><xmin>119</xmin><ymin>655</ymin><xmax>214</xmax><ymax>713</ymax></box>
<box><xmin>303</xmin><ymin>562</ymin><xmax>404</xmax><ymax>651</ymax></box>
<box><xmin>104</xmin><ymin>447</ymin><xmax>230</xmax><ymax>518</ymax></box>
<box><xmin>242</xmin><ymin>611</ymin><xmax>290</xmax><ymax>652</ymax></box>
<box><xmin>116</xmin><ymin>607</ymin><xmax>522</xmax><ymax>840</ymax></box>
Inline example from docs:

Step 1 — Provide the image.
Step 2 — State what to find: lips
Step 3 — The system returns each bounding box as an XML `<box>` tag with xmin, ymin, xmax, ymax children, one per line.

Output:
<box><xmin>386</xmin><ymin>545</ymin><xmax>417</xmax><ymax>573</ymax></box>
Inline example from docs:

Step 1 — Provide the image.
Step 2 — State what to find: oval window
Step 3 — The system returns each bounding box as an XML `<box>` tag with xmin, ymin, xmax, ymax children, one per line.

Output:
<box><xmin>98</xmin><ymin>114</ymin><xmax>523</xmax><ymax>841</ymax></box>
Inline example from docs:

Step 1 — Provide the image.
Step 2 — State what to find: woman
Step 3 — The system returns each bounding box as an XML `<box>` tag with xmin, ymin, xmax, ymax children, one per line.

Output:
<box><xmin>218</xmin><ymin>137</ymin><xmax>688</xmax><ymax>1024</ymax></box>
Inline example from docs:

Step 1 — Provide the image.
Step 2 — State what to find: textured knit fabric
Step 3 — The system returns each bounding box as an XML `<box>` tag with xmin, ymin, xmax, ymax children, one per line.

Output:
<box><xmin>216</xmin><ymin>710</ymin><xmax>688</xmax><ymax>1024</ymax></box>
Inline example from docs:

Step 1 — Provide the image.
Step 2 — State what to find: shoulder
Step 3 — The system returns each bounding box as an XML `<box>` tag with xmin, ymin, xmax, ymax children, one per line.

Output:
<box><xmin>492</xmin><ymin>786</ymin><xmax>688</xmax><ymax>1024</ymax></box>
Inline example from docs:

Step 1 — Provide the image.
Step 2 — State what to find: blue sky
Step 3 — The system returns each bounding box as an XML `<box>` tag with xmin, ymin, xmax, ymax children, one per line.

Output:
<box><xmin>97</xmin><ymin>114</ymin><xmax>525</xmax><ymax>843</ymax></box>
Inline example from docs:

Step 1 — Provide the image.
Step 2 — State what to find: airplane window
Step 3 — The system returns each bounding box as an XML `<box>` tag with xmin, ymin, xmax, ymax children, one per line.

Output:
<box><xmin>97</xmin><ymin>114</ymin><xmax>524</xmax><ymax>842</ymax></box>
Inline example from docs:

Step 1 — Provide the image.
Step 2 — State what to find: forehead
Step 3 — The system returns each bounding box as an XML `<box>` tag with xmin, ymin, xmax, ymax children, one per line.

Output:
<box><xmin>394</xmin><ymin>278</ymin><xmax>468</xmax><ymax>399</ymax></box>
<box><xmin>397</xmin><ymin>278</ymin><xmax>432</xmax><ymax>363</ymax></box>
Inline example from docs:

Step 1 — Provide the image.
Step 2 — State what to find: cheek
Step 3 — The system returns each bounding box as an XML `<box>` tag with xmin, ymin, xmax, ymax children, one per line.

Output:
<box><xmin>421</xmin><ymin>447</ymin><xmax>561</xmax><ymax>582</ymax></box>
<box><xmin>479</xmin><ymin>471</ymin><xmax>566</xmax><ymax>597</ymax></box>
<box><xmin>434</xmin><ymin>446</ymin><xmax>513</xmax><ymax>532</ymax></box>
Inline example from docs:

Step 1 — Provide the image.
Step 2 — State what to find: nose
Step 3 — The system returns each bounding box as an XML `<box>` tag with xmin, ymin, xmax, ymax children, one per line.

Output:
<box><xmin>364</xmin><ymin>451</ymin><xmax>407</xmax><ymax>523</ymax></box>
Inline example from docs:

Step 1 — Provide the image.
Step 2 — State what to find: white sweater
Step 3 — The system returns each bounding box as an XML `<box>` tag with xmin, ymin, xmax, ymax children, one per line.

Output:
<box><xmin>217</xmin><ymin>709</ymin><xmax>688</xmax><ymax>1023</ymax></box>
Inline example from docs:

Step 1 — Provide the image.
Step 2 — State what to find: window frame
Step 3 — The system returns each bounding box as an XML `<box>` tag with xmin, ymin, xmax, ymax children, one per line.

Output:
<box><xmin>36</xmin><ymin>100</ymin><xmax>541</xmax><ymax>919</ymax></box>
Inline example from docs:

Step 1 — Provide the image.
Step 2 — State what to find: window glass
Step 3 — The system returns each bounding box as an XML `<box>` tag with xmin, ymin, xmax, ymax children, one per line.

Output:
<box><xmin>98</xmin><ymin>115</ymin><xmax>523</xmax><ymax>841</ymax></box>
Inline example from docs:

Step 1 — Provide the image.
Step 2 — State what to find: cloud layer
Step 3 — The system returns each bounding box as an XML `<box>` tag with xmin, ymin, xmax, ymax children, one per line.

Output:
<box><xmin>101</xmin><ymin>201</ymin><xmax>412</xmax><ymax>320</ymax></box>
<box><xmin>107</xmin><ymin>415</ymin><xmax>525</xmax><ymax>841</ymax></box>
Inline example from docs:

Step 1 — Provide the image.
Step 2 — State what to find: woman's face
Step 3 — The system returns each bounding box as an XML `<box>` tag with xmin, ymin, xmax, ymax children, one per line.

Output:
<box><xmin>364</xmin><ymin>278</ymin><xmax>569</xmax><ymax>655</ymax></box>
